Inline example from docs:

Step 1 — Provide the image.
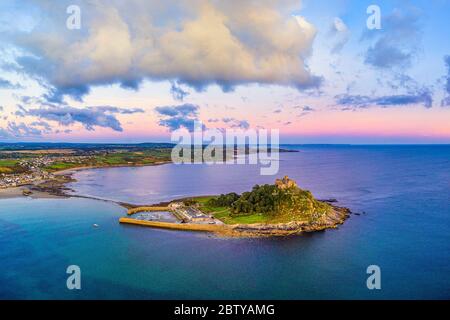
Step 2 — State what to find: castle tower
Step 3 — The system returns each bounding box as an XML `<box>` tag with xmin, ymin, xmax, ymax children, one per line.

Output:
<box><xmin>275</xmin><ymin>176</ymin><xmax>298</xmax><ymax>190</ymax></box>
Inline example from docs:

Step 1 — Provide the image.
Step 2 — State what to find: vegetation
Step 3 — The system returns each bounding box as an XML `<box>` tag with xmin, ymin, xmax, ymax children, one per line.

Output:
<box><xmin>193</xmin><ymin>196</ymin><xmax>270</xmax><ymax>224</ymax></box>
<box><xmin>207</xmin><ymin>193</ymin><xmax>240</xmax><ymax>207</ymax></box>
<box><xmin>182</xmin><ymin>198</ymin><xmax>198</xmax><ymax>206</ymax></box>
<box><xmin>93</xmin><ymin>149</ymin><xmax>171</xmax><ymax>166</ymax></box>
<box><xmin>0</xmin><ymin>159</ymin><xmax>27</xmax><ymax>174</ymax></box>
<box><xmin>193</xmin><ymin>177</ymin><xmax>332</xmax><ymax>224</ymax></box>
<box><xmin>43</xmin><ymin>149</ymin><xmax>172</xmax><ymax>172</ymax></box>
<box><xmin>44</xmin><ymin>162</ymin><xmax>81</xmax><ymax>171</ymax></box>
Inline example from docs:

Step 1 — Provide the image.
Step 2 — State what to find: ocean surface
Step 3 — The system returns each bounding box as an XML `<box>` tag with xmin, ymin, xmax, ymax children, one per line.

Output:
<box><xmin>1</xmin><ymin>145</ymin><xmax>449</xmax><ymax>299</ymax></box>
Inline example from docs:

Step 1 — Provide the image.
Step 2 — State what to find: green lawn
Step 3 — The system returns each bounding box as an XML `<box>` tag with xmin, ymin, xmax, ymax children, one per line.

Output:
<box><xmin>195</xmin><ymin>196</ymin><xmax>272</xmax><ymax>225</ymax></box>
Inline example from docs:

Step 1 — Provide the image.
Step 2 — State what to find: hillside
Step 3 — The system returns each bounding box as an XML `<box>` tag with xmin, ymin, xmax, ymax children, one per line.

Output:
<box><xmin>195</xmin><ymin>176</ymin><xmax>334</xmax><ymax>224</ymax></box>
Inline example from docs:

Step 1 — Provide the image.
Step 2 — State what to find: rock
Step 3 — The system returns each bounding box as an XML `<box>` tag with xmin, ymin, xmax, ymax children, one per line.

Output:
<box><xmin>22</xmin><ymin>189</ymin><xmax>33</xmax><ymax>196</ymax></box>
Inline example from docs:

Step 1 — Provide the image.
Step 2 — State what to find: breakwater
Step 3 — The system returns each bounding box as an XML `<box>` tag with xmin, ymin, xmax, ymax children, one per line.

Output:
<box><xmin>127</xmin><ymin>206</ymin><xmax>170</xmax><ymax>215</ymax></box>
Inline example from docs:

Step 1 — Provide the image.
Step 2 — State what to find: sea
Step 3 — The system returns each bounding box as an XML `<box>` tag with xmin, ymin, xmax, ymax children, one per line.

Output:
<box><xmin>1</xmin><ymin>145</ymin><xmax>449</xmax><ymax>299</ymax></box>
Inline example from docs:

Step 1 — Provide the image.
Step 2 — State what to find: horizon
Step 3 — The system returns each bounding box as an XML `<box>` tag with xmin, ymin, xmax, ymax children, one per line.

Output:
<box><xmin>1</xmin><ymin>141</ymin><xmax>450</xmax><ymax>146</ymax></box>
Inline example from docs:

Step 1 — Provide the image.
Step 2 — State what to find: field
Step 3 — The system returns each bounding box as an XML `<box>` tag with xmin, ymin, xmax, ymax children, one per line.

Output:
<box><xmin>93</xmin><ymin>150</ymin><xmax>170</xmax><ymax>166</ymax></box>
<box><xmin>44</xmin><ymin>162</ymin><xmax>81</xmax><ymax>171</ymax></box>
<box><xmin>0</xmin><ymin>159</ymin><xmax>23</xmax><ymax>174</ymax></box>
<box><xmin>0</xmin><ymin>145</ymin><xmax>173</xmax><ymax>175</ymax></box>
<box><xmin>44</xmin><ymin>149</ymin><xmax>172</xmax><ymax>172</ymax></box>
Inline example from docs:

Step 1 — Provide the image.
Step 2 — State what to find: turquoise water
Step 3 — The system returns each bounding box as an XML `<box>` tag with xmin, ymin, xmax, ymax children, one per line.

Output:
<box><xmin>1</xmin><ymin>145</ymin><xmax>450</xmax><ymax>299</ymax></box>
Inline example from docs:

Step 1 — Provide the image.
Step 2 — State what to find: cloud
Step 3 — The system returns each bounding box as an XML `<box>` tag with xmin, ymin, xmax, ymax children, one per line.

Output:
<box><xmin>220</xmin><ymin>117</ymin><xmax>250</xmax><ymax>129</ymax></box>
<box><xmin>0</xmin><ymin>128</ymin><xmax>10</xmax><ymax>138</ymax></box>
<box><xmin>4</xmin><ymin>121</ymin><xmax>42</xmax><ymax>137</ymax></box>
<box><xmin>0</xmin><ymin>119</ymin><xmax>53</xmax><ymax>139</ymax></box>
<box><xmin>155</xmin><ymin>104</ymin><xmax>198</xmax><ymax>117</ymax></box>
<box><xmin>335</xmin><ymin>90</ymin><xmax>433</xmax><ymax>109</ymax></box>
<box><xmin>294</xmin><ymin>105</ymin><xmax>315</xmax><ymax>117</ymax></box>
<box><xmin>14</xmin><ymin>105</ymin><xmax>28</xmax><ymax>117</ymax></box>
<box><xmin>26</xmin><ymin>105</ymin><xmax>144</xmax><ymax>131</ymax></box>
<box><xmin>441</xmin><ymin>55</ymin><xmax>450</xmax><ymax>106</ymax></box>
<box><xmin>365</xmin><ymin>41</ymin><xmax>412</xmax><ymax>69</ymax></box>
<box><xmin>0</xmin><ymin>77</ymin><xmax>22</xmax><ymax>89</ymax></box>
<box><xmin>30</xmin><ymin>120</ymin><xmax>52</xmax><ymax>132</ymax></box>
<box><xmin>170</xmin><ymin>82</ymin><xmax>189</xmax><ymax>102</ymax></box>
<box><xmin>229</xmin><ymin>119</ymin><xmax>250</xmax><ymax>130</ymax></box>
<box><xmin>329</xmin><ymin>17</ymin><xmax>350</xmax><ymax>54</ymax></box>
<box><xmin>155</xmin><ymin>103</ymin><xmax>200</xmax><ymax>131</ymax></box>
<box><xmin>300</xmin><ymin>106</ymin><xmax>315</xmax><ymax>112</ymax></box>
<box><xmin>222</xmin><ymin>117</ymin><xmax>234</xmax><ymax>124</ymax></box>
<box><xmin>362</xmin><ymin>9</ymin><xmax>422</xmax><ymax>70</ymax></box>
<box><xmin>6</xmin><ymin>0</ymin><xmax>320</xmax><ymax>102</ymax></box>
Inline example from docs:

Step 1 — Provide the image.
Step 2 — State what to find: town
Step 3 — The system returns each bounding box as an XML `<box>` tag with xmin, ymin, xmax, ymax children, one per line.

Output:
<box><xmin>0</xmin><ymin>155</ymin><xmax>92</xmax><ymax>189</ymax></box>
<box><xmin>0</xmin><ymin>143</ymin><xmax>174</xmax><ymax>190</ymax></box>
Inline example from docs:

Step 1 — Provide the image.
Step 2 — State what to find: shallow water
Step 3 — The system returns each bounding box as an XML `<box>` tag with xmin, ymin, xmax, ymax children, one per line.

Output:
<box><xmin>1</xmin><ymin>145</ymin><xmax>449</xmax><ymax>299</ymax></box>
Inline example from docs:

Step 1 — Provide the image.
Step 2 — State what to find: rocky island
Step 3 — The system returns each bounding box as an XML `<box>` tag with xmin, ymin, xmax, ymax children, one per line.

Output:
<box><xmin>120</xmin><ymin>176</ymin><xmax>350</xmax><ymax>237</ymax></box>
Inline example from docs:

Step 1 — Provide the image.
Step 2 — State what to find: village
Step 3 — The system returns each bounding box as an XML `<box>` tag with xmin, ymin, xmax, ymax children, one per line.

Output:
<box><xmin>0</xmin><ymin>155</ymin><xmax>91</xmax><ymax>189</ymax></box>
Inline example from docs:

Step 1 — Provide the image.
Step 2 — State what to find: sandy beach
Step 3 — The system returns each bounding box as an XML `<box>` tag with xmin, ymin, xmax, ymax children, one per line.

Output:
<box><xmin>0</xmin><ymin>185</ymin><xmax>65</xmax><ymax>200</ymax></box>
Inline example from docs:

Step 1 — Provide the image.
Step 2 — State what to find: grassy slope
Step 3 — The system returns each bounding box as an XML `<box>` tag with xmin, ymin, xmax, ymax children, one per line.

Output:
<box><xmin>194</xmin><ymin>189</ymin><xmax>332</xmax><ymax>225</ymax></box>
<box><xmin>195</xmin><ymin>196</ymin><xmax>272</xmax><ymax>224</ymax></box>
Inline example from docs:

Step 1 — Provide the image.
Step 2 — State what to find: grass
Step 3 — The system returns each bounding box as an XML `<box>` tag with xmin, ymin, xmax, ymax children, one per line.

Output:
<box><xmin>44</xmin><ymin>149</ymin><xmax>172</xmax><ymax>172</ymax></box>
<box><xmin>193</xmin><ymin>192</ymin><xmax>331</xmax><ymax>225</ymax></box>
<box><xmin>1</xmin><ymin>148</ymin><xmax>173</xmax><ymax>175</ymax></box>
<box><xmin>0</xmin><ymin>159</ymin><xmax>25</xmax><ymax>174</ymax></box>
<box><xmin>93</xmin><ymin>150</ymin><xmax>171</xmax><ymax>166</ymax></box>
<box><xmin>0</xmin><ymin>160</ymin><xmax>20</xmax><ymax>167</ymax></box>
<box><xmin>44</xmin><ymin>162</ymin><xmax>81</xmax><ymax>171</ymax></box>
<box><xmin>194</xmin><ymin>196</ymin><xmax>272</xmax><ymax>225</ymax></box>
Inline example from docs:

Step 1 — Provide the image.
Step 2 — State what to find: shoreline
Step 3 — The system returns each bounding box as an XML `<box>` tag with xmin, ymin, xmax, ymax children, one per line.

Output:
<box><xmin>0</xmin><ymin>147</ymin><xmax>299</xmax><ymax>200</ymax></box>
<box><xmin>52</xmin><ymin>160</ymin><xmax>172</xmax><ymax>176</ymax></box>
<box><xmin>1</xmin><ymin>160</ymin><xmax>352</xmax><ymax>238</ymax></box>
<box><xmin>0</xmin><ymin>160</ymin><xmax>172</xmax><ymax>202</ymax></box>
<box><xmin>120</xmin><ymin>206</ymin><xmax>350</xmax><ymax>238</ymax></box>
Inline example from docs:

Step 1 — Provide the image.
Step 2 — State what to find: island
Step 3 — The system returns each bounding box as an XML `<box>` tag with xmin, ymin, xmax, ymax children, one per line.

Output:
<box><xmin>120</xmin><ymin>176</ymin><xmax>350</xmax><ymax>237</ymax></box>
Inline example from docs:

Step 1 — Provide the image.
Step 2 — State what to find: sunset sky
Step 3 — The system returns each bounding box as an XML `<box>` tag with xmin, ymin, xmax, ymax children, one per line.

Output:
<box><xmin>0</xmin><ymin>0</ymin><xmax>449</xmax><ymax>144</ymax></box>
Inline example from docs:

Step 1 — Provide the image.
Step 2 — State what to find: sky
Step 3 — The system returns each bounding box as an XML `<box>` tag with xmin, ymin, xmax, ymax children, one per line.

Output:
<box><xmin>0</xmin><ymin>0</ymin><xmax>449</xmax><ymax>144</ymax></box>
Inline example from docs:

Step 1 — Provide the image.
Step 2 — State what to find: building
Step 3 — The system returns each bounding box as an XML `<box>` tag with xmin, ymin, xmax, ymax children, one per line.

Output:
<box><xmin>275</xmin><ymin>176</ymin><xmax>298</xmax><ymax>190</ymax></box>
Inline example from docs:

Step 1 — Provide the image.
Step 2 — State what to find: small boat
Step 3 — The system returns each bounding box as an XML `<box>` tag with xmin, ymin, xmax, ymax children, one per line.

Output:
<box><xmin>93</xmin><ymin>224</ymin><xmax>99</xmax><ymax>228</ymax></box>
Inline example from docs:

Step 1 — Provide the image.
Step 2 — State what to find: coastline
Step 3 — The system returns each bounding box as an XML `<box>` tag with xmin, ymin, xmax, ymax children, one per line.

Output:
<box><xmin>0</xmin><ymin>158</ymin><xmax>352</xmax><ymax>238</ymax></box>
<box><xmin>52</xmin><ymin>160</ymin><xmax>172</xmax><ymax>176</ymax></box>
<box><xmin>120</xmin><ymin>206</ymin><xmax>350</xmax><ymax>238</ymax></box>
<box><xmin>0</xmin><ymin>160</ymin><xmax>172</xmax><ymax>201</ymax></box>
<box><xmin>0</xmin><ymin>185</ymin><xmax>65</xmax><ymax>200</ymax></box>
<box><xmin>0</xmin><ymin>147</ymin><xmax>298</xmax><ymax>200</ymax></box>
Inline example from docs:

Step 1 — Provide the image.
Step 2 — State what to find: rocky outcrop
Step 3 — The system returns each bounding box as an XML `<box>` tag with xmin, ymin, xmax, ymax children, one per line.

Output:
<box><xmin>224</xmin><ymin>206</ymin><xmax>350</xmax><ymax>237</ymax></box>
<box><xmin>119</xmin><ymin>206</ymin><xmax>350</xmax><ymax>238</ymax></box>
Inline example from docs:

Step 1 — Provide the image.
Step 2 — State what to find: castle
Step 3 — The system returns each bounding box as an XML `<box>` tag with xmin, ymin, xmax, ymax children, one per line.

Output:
<box><xmin>275</xmin><ymin>176</ymin><xmax>298</xmax><ymax>190</ymax></box>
